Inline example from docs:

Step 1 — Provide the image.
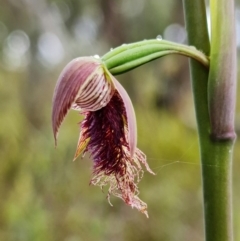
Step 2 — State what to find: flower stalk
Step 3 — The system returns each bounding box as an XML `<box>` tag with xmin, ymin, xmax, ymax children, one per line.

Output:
<box><xmin>102</xmin><ymin>39</ymin><xmax>209</xmax><ymax>75</ymax></box>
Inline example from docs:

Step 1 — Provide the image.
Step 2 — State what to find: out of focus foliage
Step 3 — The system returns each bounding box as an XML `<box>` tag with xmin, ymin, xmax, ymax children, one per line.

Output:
<box><xmin>0</xmin><ymin>1</ymin><xmax>240</xmax><ymax>241</ymax></box>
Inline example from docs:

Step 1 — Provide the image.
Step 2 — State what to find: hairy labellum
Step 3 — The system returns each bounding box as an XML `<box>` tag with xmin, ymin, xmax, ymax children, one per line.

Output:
<box><xmin>77</xmin><ymin>91</ymin><xmax>154</xmax><ymax>217</ymax></box>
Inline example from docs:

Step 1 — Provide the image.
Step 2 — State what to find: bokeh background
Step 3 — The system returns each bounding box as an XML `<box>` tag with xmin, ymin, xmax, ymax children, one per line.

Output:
<box><xmin>0</xmin><ymin>0</ymin><xmax>240</xmax><ymax>240</ymax></box>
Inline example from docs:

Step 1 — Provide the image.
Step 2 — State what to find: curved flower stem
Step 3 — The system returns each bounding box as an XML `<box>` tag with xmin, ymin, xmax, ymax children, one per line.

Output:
<box><xmin>101</xmin><ymin>39</ymin><xmax>209</xmax><ymax>75</ymax></box>
<box><xmin>183</xmin><ymin>0</ymin><xmax>235</xmax><ymax>241</ymax></box>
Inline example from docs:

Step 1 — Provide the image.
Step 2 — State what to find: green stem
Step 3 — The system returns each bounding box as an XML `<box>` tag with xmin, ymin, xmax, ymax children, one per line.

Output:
<box><xmin>201</xmin><ymin>142</ymin><xmax>234</xmax><ymax>241</ymax></box>
<box><xmin>183</xmin><ymin>0</ymin><xmax>235</xmax><ymax>241</ymax></box>
<box><xmin>101</xmin><ymin>39</ymin><xmax>209</xmax><ymax>75</ymax></box>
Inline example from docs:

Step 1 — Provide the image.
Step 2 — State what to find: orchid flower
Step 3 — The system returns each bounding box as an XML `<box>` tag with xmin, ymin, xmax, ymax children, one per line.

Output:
<box><xmin>52</xmin><ymin>56</ymin><xmax>154</xmax><ymax>217</ymax></box>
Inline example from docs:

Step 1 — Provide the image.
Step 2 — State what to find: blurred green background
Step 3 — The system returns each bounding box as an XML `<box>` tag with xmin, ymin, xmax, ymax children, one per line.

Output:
<box><xmin>0</xmin><ymin>1</ymin><xmax>240</xmax><ymax>240</ymax></box>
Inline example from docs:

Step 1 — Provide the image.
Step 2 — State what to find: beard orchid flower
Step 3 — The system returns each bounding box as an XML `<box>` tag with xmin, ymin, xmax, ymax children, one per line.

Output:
<box><xmin>52</xmin><ymin>56</ymin><xmax>154</xmax><ymax>217</ymax></box>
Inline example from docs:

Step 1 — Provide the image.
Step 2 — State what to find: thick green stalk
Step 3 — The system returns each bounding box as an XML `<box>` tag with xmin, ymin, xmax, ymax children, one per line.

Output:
<box><xmin>183</xmin><ymin>0</ymin><xmax>235</xmax><ymax>241</ymax></box>
<box><xmin>209</xmin><ymin>0</ymin><xmax>236</xmax><ymax>141</ymax></box>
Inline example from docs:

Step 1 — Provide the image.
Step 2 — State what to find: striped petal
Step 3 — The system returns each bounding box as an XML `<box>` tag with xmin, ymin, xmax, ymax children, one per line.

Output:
<box><xmin>73</xmin><ymin>71</ymin><xmax>114</xmax><ymax>111</ymax></box>
<box><xmin>52</xmin><ymin>57</ymin><xmax>115</xmax><ymax>145</ymax></box>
